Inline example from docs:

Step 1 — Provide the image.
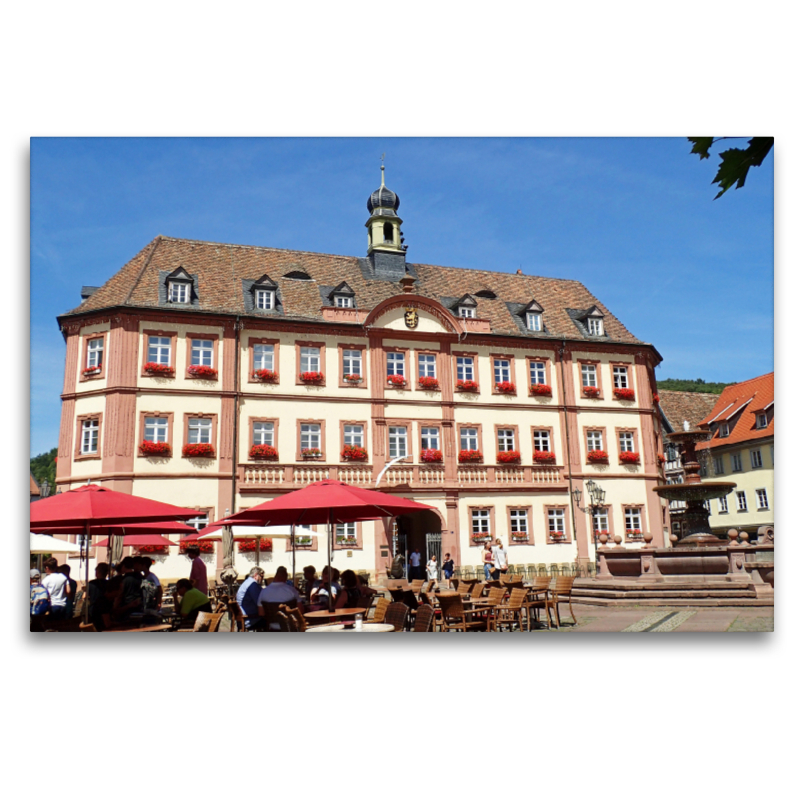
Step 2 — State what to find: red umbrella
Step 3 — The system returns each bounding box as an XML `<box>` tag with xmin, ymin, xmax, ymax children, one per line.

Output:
<box><xmin>29</xmin><ymin>519</ymin><xmax>198</xmax><ymax>536</ymax></box>
<box><xmin>217</xmin><ymin>480</ymin><xmax>434</xmax><ymax>609</ymax></box>
<box><xmin>93</xmin><ymin>534</ymin><xmax>180</xmax><ymax>548</ymax></box>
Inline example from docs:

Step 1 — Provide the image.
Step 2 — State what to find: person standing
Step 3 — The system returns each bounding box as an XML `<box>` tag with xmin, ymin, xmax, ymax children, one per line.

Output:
<box><xmin>441</xmin><ymin>553</ymin><xmax>455</xmax><ymax>588</ymax></box>
<box><xmin>409</xmin><ymin>548</ymin><xmax>422</xmax><ymax>580</ymax></box>
<box><xmin>87</xmin><ymin>562</ymin><xmax>111</xmax><ymax>630</ymax></box>
<box><xmin>426</xmin><ymin>554</ymin><xmax>439</xmax><ymax>587</ymax></box>
<box><xmin>482</xmin><ymin>542</ymin><xmax>493</xmax><ymax>581</ymax></box>
<box><xmin>492</xmin><ymin>538</ymin><xmax>508</xmax><ymax>580</ymax></box>
<box><xmin>41</xmin><ymin>558</ymin><xmax>68</xmax><ymax>620</ymax></box>
<box><xmin>137</xmin><ymin>556</ymin><xmax>163</xmax><ymax>610</ymax></box>
<box><xmin>58</xmin><ymin>563</ymin><xmax>78</xmax><ymax>618</ymax></box>
<box><xmin>187</xmin><ymin>545</ymin><xmax>208</xmax><ymax>595</ymax></box>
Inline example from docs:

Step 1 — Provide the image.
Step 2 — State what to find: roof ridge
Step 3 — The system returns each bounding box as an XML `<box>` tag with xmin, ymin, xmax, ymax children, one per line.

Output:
<box><xmin>157</xmin><ymin>235</ymin><xmax>360</xmax><ymax>262</ymax></box>
<box><xmin>721</xmin><ymin>371</ymin><xmax>774</xmax><ymax>388</ymax></box>
<box><xmin>123</xmin><ymin>236</ymin><xmax>161</xmax><ymax>305</ymax></box>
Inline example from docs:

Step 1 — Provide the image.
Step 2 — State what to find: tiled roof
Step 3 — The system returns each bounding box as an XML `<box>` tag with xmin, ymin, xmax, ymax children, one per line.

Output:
<box><xmin>30</xmin><ymin>473</ymin><xmax>41</xmax><ymax>496</ymax></box>
<box><xmin>659</xmin><ymin>391</ymin><xmax>720</xmax><ymax>432</ymax></box>
<box><xmin>696</xmin><ymin>372</ymin><xmax>774</xmax><ymax>450</ymax></box>
<box><xmin>60</xmin><ymin>235</ymin><xmax>649</xmax><ymax>346</ymax></box>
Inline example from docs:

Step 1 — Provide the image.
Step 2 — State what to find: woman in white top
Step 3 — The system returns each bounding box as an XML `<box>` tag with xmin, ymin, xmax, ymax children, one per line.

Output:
<box><xmin>492</xmin><ymin>538</ymin><xmax>508</xmax><ymax>580</ymax></box>
<box><xmin>426</xmin><ymin>554</ymin><xmax>439</xmax><ymax>586</ymax></box>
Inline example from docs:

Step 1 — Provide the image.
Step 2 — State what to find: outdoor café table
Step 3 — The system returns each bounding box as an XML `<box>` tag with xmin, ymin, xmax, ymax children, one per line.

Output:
<box><xmin>304</xmin><ymin>607</ymin><xmax>365</xmax><ymax>622</ymax></box>
<box><xmin>305</xmin><ymin>623</ymin><xmax>395</xmax><ymax>633</ymax></box>
<box><xmin>106</xmin><ymin>624</ymin><xmax>173</xmax><ymax>633</ymax></box>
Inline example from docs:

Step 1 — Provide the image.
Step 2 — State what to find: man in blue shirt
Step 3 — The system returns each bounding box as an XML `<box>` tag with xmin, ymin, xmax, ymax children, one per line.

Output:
<box><xmin>236</xmin><ymin>566</ymin><xmax>265</xmax><ymax>629</ymax></box>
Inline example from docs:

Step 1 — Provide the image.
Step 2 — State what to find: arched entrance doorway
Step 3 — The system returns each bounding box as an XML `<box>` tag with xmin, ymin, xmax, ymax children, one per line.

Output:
<box><xmin>395</xmin><ymin>509</ymin><xmax>443</xmax><ymax>579</ymax></box>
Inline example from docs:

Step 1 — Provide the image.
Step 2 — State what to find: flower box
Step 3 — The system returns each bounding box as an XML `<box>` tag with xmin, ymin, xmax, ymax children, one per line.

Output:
<box><xmin>652</xmin><ymin>393</ymin><xmax>660</xmax><ymax>404</ymax></box>
<box><xmin>188</xmin><ymin>365</ymin><xmax>218</xmax><ymax>380</ymax></box>
<box><xmin>182</xmin><ymin>443</ymin><xmax>216</xmax><ymax>459</ymax></box>
<box><xmin>657</xmin><ymin>453</ymin><xmax>666</xmax><ymax>465</ymax></box>
<box><xmin>137</xmin><ymin>544</ymin><xmax>169</xmax><ymax>554</ymax></box>
<box><xmin>593</xmin><ymin>530</ymin><xmax>610</xmax><ymax>540</ymax></box>
<box><xmin>511</xmin><ymin>534</ymin><xmax>529</xmax><ymax>543</ymax></box>
<box><xmin>420</xmin><ymin>448</ymin><xmax>443</xmax><ymax>463</ymax></box>
<box><xmin>458</xmin><ymin>449</ymin><xmax>483</xmax><ymax>463</ymax></box>
<box><xmin>238</xmin><ymin>538</ymin><xmax>272</xmax><ymax>552</ymax></box>
<box><xmin>613</xmin><ymin>387</ymin><xmax>636</xmax><ymax>401</ymax></box>
<box><xmin>587</xmin><ymin>450</ymin><xmax>609</xmax><ymax>464</ymax></box>
<box><xmin>418</xmin><ymin>376</ymin><xmax>440</xmax><ymax>391</ymax></box>
<box><xmin>497</xmin><ymin>450</ymin><xmax>521</xmax><ymax>464</ymax></box>
<box><xmin>386</xmin><ymin>374</ymin><xmax>407</xmax><ymax>388</ymax></box>
<box><xmin>456</xmin><ymin>379</ymin><xmax>479</xmax><ymax>392</ymax></box>
<box><xmin>143</xmin><ymin>362</ymin><xmax>175</xmax><ymax>376</ymax></box>
<box><xmin>249</xmin><ymin>444</ymin><xmax>279</xmax><ymax>460</ymax></box>
<box><xmin>301</xmin><ymin>447</ymin><xmax>322</xmax><ymax>459</ymax></box>
<box><xmin>533</xmin><ymin>450</ymin><xmax>556</xmax><ymax>464</ymax></box>
<box><xmin>252</xmin><ymin>369</ymin><xmax>278</xmax><ymax>382</ymax></box>
<box><xmin>179</xmin><ymin>540</ymin><xmax>214</xmax><ymax>554</ymax></box>
<box><xmin>625</xmin><ymin>530</ymin><xmax>643</xmax><ymax>540</ymax></box>
<box><xmin>336</xmin><ymin>537</ymin><xmax>358</xmax><ymax>547</ymax></box>
<box><xmin>82</xmin><ymin>367</ymin><xmax>101</xmax><ymax>376</ymax></box>
<box><xmin>341</xmin><ymin>444</ymin><xmax>368</xmax><ymax>461</ymax></box>
<box><xmin>299</xmin><ymin>371</ymin><xmax>324</xmax><ymax>384</ymax></box>
<box><xmin>549</xmin><ymin>533</ymin><xmax>567</xmax><ymax>542</ymax></box>
<box><xmin>530</xmin><ymin>383</ymin><xmax>552</xmax><ymax>396</ymax></box>
<box><xmin>138</xmin><ymin>440</ymin><xmax>172</xmax><ymax>457</ymax></box>
<box><xmin>343</xmin><ymin>374</ymin><xmax>363</xmax><ymax>384</ymax></box>
<box><xmin>619</xmin><ymin>451</ymin><xmax>640</xmax><ymax>465</ymax></box>
<box><xmin>471</xmin><ymin>534</ymin><xmax>491</xmax><ymax>543</ymax></box>
<box><xmin>495</xmin><ymin>381</ymin><xmax>516</xmax><ymax>394</ymax></box>
<box><xmin>582</xmin><ymin>386</ymin><xmax>600</xmax><ymax>398</ymax></box>
<box><xmin>293</xmin><ymin>536</ymin><xmax>313</xmax><ymax>547</ymax></box>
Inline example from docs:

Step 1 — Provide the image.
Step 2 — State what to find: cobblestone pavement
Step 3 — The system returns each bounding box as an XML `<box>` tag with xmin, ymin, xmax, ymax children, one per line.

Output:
<box><xmin>531</xmin><ymin>603</ymin><xmax>774</xmax><ymax>633</ymax></box>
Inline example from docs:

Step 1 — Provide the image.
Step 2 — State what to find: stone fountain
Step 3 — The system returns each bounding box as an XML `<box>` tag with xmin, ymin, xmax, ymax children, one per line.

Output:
<box><xmin>653</xmin><ymin>421</ymin><xmax>737</xmax><ymax>546</ymax></box>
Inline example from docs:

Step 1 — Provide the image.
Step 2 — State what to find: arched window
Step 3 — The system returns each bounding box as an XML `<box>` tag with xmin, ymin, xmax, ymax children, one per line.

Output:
<box><xmin>383</xmin><ymin>223</ymin><xmax>393</xmax><ymax>243</ymax></box>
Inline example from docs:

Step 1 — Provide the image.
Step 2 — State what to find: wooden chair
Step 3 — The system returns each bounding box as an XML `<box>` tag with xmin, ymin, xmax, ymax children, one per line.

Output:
<box><xmin>227</xmin><ymin>600</ymin><xmax>248</xmax><ymax>632</ymax></box>
<box><xmin>79</xmin><ymin>622</ymin><xmax>98</xmax><ymax>632</ymax></box>
<box><xmin>194</xmin><ymin>611</ymin><xmax>224</xmax><ymax>632</ymax></box>
<box><xmin>370</xmin><ymin>596</ymin><xmax>390</xmax><ymax>624</ymax></box>
<box><xmin>357</xmin><ymin>593</ymin><xmax>375</xmax><ymax>617</ymax></box>
<box><xmin>413</xmin><ymin>604</ymin><xmax>435</xmax><ymax>632</ymax></box>
<box><xmin>547</xmin><ymin>577</ymin><xmax>578</xmax><ymax>627</ymax></box>
<box><xmin>537</xmin><ymin>564</ymin><xmax>549</xmax><ymax>576</ymax></box>
<box><xmin>419</xmin><ymin>592</ymin><xmax>443</xmax><ymax>630</ymax></box>
<box><xmin>438</xmin><ymin>594</ymin><xmax>485</xmax><ymax>632</ymax></box>
<box><xmin>410</xmin><ymin>579</ymin><xmax>425</xmax><ymax>595</ymax></box>
<box><xmin>469</xmin><ymin>582</ymin><xmax>485</xmax><ymax>599</ymax></box>
<box><xmin>524</xmin><ymin>576</ymin><xmax>554</xmax><ymax>630</ymax></box>
<box><xmin>280</xmin><ymin>604</ymin><xmax>307</xmax><ymax>632</ymax></box>
<box><xmin>385</xmin><ymin>602</ymin><xmax>409</xmax><ymax>632</ymax></box>
<box><xmin>490</xmin><ymin>588</ymin><xmax>528</xmax><ymax>632</ymax></box>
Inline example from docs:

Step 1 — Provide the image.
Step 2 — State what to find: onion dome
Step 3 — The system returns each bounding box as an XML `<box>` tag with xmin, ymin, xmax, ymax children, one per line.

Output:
<box><xmin>367</xmin><ymin>166</ymin><xmax>400</xmax><ymax>216</ymax></box>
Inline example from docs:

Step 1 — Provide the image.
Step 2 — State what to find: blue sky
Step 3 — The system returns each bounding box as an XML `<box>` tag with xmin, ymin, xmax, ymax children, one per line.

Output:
<box><xmin>30</xmin><ymin>137</ymin><xmax>773</xmax><ymax>457</ymax></box>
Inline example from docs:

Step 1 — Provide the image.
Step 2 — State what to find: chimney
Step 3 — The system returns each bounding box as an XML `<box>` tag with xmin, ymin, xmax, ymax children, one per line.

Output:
<box><xmin>400</xmin><ymin>276</ymin><xmax>415</xmax><ymax>294</ymax></box>
<box><xmin>516</xmin><ymin>269</ymin><xmax>523</xmax><ymax>275</ymax></box>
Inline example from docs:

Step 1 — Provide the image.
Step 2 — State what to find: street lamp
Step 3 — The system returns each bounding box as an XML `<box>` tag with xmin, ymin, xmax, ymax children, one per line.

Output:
<box><xmin>571</xmin><ymin>479</ymin><xmax>607</xmax><ymax>571</ymax></box>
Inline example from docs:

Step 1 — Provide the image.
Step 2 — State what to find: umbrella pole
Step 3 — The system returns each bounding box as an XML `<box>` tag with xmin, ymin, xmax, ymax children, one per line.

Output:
<box><xmin>291</xmin><ymin>524</ymin><xmax>296</xmax><ymax>588</ymax></box>
<box><xmin>256</xmin><ymin>536</ymin><xmax>260</xmax><ymax>567</ymax></box>
<box><xmin>83</xmin><ymin>521</ymin><xmax>90</xmax><ymax>624</ymax></box>
<box><xmin>328</xmin><ymin>509</ymin><xmax>333</xmax><ymax>612</ymax></box>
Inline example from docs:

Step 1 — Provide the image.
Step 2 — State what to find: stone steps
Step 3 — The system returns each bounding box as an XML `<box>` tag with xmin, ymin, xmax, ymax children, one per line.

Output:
<box><xmin>570</xmin><ymin>578</ymin><xmax>773</xmax><ymax>607</ymax></box>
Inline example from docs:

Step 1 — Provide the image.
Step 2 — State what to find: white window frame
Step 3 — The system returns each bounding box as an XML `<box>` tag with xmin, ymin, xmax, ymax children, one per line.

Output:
<box><xmin>334</xmin><ymin>295</ymin><xmax>353</xmax><ymax>308</ymax></box>
<box><xmin>756</xmin><ymin>413</ymin><xmax>768</xmax><ymax>429</ymax></box>
<box><xmin>185</xmin><ymin>514</ymin><xmax>208</xmax><ymax>531</ymax></box>
<box><xmin>509</xmin><ymin>509</ymin><xmax>528</xmax><ymax>534</ymax></box>
<box><xmin>619</xmin><ymin>432</ymin><xmax>634</xmax><ymax>452</ymax></box>
<box><xmin>343</xmin><ymin>424</ymin><xmax>364</xmax><ymax>447</ymax></box>
<box><xmin>191</xmin><ymin>339</ymin><xmax>214</xmax><ymax>367</ymax></box>
<box><xmin>147</xmin><ymin>335</ymin><xmax>171</xmax><ymax>365</ymax></box>
<box><xmin>592</xmin><ymin>508</ymin><xmax>609</xmax><ymax>534</ymax></box>
<box><xmin>529</xmin><ymin>361</ymin><xmax>546</xmax><ymax>385</ymax></box>
<box><xmin>730</xmin><ymin>452</ymin><xmax>742</xmax><ymax>472</ymax></box>
<box><xmin>736</xmin><ymin>491</ymin><xmax>748</xmax><ymax>511</ymax></box>
<box><xmin>300</xmin><ymin>423</ymin><xmax>321</xmax><ymax>450</ymax></box>
<box><xmin>497</xmin><ymin>429</ymin><xmax>515</xmax><ymax>452</ymax></box>
<box><xmin>388</xmin><ymin>426</ymin><xmax>408</xmax><ymax>459</ymax></box>
<box><xmin>255</xmin><ymin>289</ymin><xmax>274</xmax><ymax>310</ymax></box>
<box><xmin>750</xmin><ymin>449</ymin><xmax>763</xmax><ymax>469</ymax></box>
<box><xmin>548</xmin><ymin>509</ymin><xmax>565</xmax><ymax>535</ymax></box>
<box><xmin>587</xmin><ymin>431</ymin><xmax>603</xmax><ymax>451</ymax></box>
<box><xmin>719</xmin><ymin>422</ymin><xmax>730</xmax><ymax>438</ymax></box>
<box><xmin>420</xmin><ymin>427</ymin><xmax>439</xmax><ymax>450</ymax></box>
<box><xmin>458</xmin><ymin>306</ymin><xmax>476</xmax><ymax>318</ymax></box>
<box><xmin>460</xmin><ymin>428</ymin><xmax>479</xmax><ymax>451</ymax></box>
<box><xmin>581</xmin><ymin>364</ymin><xmax>597</xmax><ymax>387</ymax></box>
<box><xmin>471</xmin><ymin>509</ymin><xmax>490</xmax><ymax>535</ymax></box>
<box><xmin>533</xmin><ymin>430</ymin><xmax>551</xmax><ymax>452</ymax></box>
<box><xmin>756</xmin><ymin>488</ymin><xmax>769</xmax><ymax>510</ymax></box>
<box><xmin>387</xmin><ymin>352</ymin><xmax>405</xmax><ymax>377</ymax></box>
<box><xmin>718</xmin><ymin>495</ymin><xmax>729</xmax><ymax>514</ymax></box>
<box><xmin>526</xmin><ymin>312</ymin><xmax>542</xmax><ymax>332</ymax></box>
<box><xmin>188</xmin><ymin>417</ymin><xmax>212</xmax><ymax>445</ymax></box>
<box><xmin>624</xmin><ymin>508</ymin><xmax>642</xmax><ymax>531</ymax></box>
<box><xmin>300</xmin><ymin>347</ymin><xmax>320</xmax><ymax>373</ymax></box>
<box><xmin>169</xmin><ymin>281</ymin><xmax>190</xmax><ymax>304</ymax></box>
<box><xmin>336</xmin><ymin>522</ymin><xmax>356</xmax><ymax>538</ymax></box>
<box><xmin>612</xmin><ymin>366</ymin><xmax>628</xmax><ymax>388</ymax></box>
<box><xmin>144</xmin><ymin>416</ymin><xmax>168</xmax><ymax>443</ymax></box>
<box><xmin>81</xmin><ymin>419</ymin><xmax>99</xmax><ymax>454</ymax></box>
<box><xmin>253</xmin><ymin>343</ymin><xmax>274</xmax><ymax>372</ymax></box>
<box><xmin>342</xmin><ymin>349</ymin><xmax>362</xmax><ymax>377</ymax></box>
<box><xmin>493</xmin><ymin>359</ymin><xmax>510</xmax><ymax>384</ymax></box>
<box><xmin>418</xmin><ymin>354</ymin><xmax>437</xmax><ymax>378</ymax></box>
<box><xmin>253</xmin><ymin>421</ymin><xmax>274</xmax><ymax>446</ymax></box>
<box><xmin>86</xmin><ymin>338</ymin><xmax>104</xmax><ymax>369</ymax></box>
<box><xmin>587</xmin><ymin>317</ymin><xmax>603</xmax><ymax>336</ymax></box>
<box><xmin>456</xmin><ymin>356</ymin><xmax>474</xmax><ymax>381</ymax></box>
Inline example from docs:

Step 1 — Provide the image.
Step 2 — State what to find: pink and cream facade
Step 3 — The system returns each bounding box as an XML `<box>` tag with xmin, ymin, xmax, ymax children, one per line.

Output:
<box><xmin>55</xmin><ymin>177</ymin><xmax>664</xmax><ymax>579</ymax></box>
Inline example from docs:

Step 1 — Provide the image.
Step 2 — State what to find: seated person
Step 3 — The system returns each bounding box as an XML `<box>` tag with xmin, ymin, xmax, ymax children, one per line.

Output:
<box><xmin>112</xmin><ymin>557</ymin><xmax>143</xmax><ymax>622</ymax></box>
<box><xmin>357</xmin><ymin>573</ymin><xmax>376</xmax><ymax>599</ymax></box>
<box><xmin>302</xmin><ymin>565</ymin><xmax>319</xmax><ymax>601</ymax></box>
<box><xmin>335</xmin><ymin>569</ymin><xmax>363</xmax><ymax>609</ymax></box>
<box><xmin>258</xmin><ymin>567</ymin><xmax>303</xmax><ymax>630</ymax></box>
<box><xmin>174</xmin><ymin>578</ymin><xmax>212</xmax><ymax>623</ymax></box>
<box><xmin>309</xmin><ymin>565</ymin><xmax>340</xmax><ymax>608</ymax></box>
<box><xmin>87</xmin><ymin>562</ymin><xmax>112</xmax><ymax>630</ymax></box>
<box><xmin>236</xmin><ymin>566</ymin><xmax>265</xmax><ymax>629</ymax></box>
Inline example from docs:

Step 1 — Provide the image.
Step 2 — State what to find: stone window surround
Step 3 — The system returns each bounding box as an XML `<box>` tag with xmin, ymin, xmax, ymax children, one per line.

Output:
<box><xmin>338</xmin><ymin>342</ymin><xmax>369</xmax><ymax>389</ymax></box>
<box><xmin>340</xmin><ymin>419</ymin><xmax>368</xmax><ymax>461</ymax></box>
<box><xmin>247</xmin><ymin>336</ymin><xmax>281</xmax><ymax>384</ymax></box>
<box><xmin>507</xmin><ymin>505</ymin><xmax>533</xmax><ymax>545</ymax></box>
<box><xmin>138</xmin><ymin>410</ymin><xmax>175</xmax><ymax>452</ymax></box>
<box><xmin>490</xmin><ymin>353</ymin><xmax>516</xmax><ymax>394</ymax></box>
<box><xmin>469</xmin><ymin>505</ymin><xmax>496</xmax><ymax>545</ymax></box>
<box><xmin>185</xmin><ymin>332</ymin><xmax>220</xmax><ymax>379</ymax></box>
<box><xmin>80</xmin><ymin>331</ymin><xmax>108</xmax><ymax>382</ymax></box>
<box><xmin>182</xmin><ymin>412</ymin><xmax>218</xmax><ymax>455</ymax></box>
<box><xmin>74</xmin><ymin>412</ymin><xmax>103</xmax><ymax>460</ymax></box>
<box><xmin>295</xmin><ymin>340</ymin><xmax>326</xmax><ymax>386</ymax></box>
<box><xmin>141</xmin><ymin>329</ymin><xmax>178</xmax><ymax>377</ymax></box>
<box><xmin>297</xmin><ymin>418</ymin><xmax>326</xmax><ymax>461</ymax></box>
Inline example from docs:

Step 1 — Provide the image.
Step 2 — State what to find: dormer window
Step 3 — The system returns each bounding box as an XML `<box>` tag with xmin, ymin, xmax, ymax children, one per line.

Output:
<box><xmin>526</xmin><ymin>312</ymin><xmax>542</xmax><ymax>331</ymax></box>
<box><xmin>255</xmin><ymin>289</ymin><xmax>274</xmax><ymax>310</ymax></box>
<box><xmin>756</xmin><ymin>413</ymin><xmax>768</xmax><ymax>429</ymax></box>
<box><xmin>329</xmin><ymin>281</ymin><xmax>356</xmax><ymax>309</ymax></box>
<box><xmin>454</xmin><ymin>294</ymin><xmax>478</xmax><ymax>319</ymax></box>
<box><xmin>719</xmin><ymin>422</ymin><xmax>730</xmax><ymax>438</ymax></box>
<box><xmin>458</xmin><ymin>306</ymin><xmax>476</xmax><ymax>318</ymax></box>
<box><xmin>335</xmin><ymin>295</ymin><xmax>353</xmax><ymax>308</ymax></box>
<box><xmin>587</xmin><ymin>317</ymin><xmax>603</xmax><ymax>336</ymax></box>
<box><xmin>169</xmin><ymin>281</ymin><xmax>190</xmax><ymax>303</ymax></box>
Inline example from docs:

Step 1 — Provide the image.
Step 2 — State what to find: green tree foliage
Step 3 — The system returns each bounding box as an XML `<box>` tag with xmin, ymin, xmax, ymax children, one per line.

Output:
<box><xmin>30</xmin><ymin>447</ymin><xmax>57</xmax><ymax>493</ymax></box>
<box><xmin>688</xmin><ymin>137</ymin><xmax>773</xmax><ymax>199</ymax></box>
<box><xmin>657</xmin><ymin>378</ymin><xmax>731</xmax><ymax>395</ymax></box>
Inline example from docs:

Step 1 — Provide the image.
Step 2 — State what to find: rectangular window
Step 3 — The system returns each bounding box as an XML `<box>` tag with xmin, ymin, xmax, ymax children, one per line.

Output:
<box><xmin>387</xmin><ymin>352</ymin><xmax>405</xmax><ymax>376</ymax></box>
<box><xmin>719</xmin><ymin>422</ymin><xmax>730</xmax><ymax>438</ymax></box>
<box><xmin>253</xmin><ymin>343</ymin><xmax>274</xmax><ymax>371</ymax></box>
<box><xmin>300</xmin><ymin>347</ymin><xmax>320</xmax><ymax>373</ymax></box>
<box><xmin>253</xmin><ymin>421</ymin><xmax>274</xmax><ymax>446</ymax></box>
<box><xmin>335</xmin><ymin>295</ymin><xmax>353</xmax><ymax>308</ymax></box>
<box><xmin>612</xmin><ymin>366</ymin><xmax>628</xmax><ymax>388</ymax></box>
<box><xmin>471</xmin><ymin>509</ymin><xmax>490</xmax><ymax>534</ymax></box>
<box><xmin>343</xmin><ymin>424</ymin><xmax>364</xmax><ymax>447</ymax></box>
<box><xmin>731</xmin><ymin>452</ymin><xmax>742</xmax><ymax>472</ymax></box>
<box><xmin>185</xmin><ymin>514</ymin><xmax>208</xmax><ymax>531</ymax></box>
<box><xmin>300</xmin><ymin>423</ymin><xmax>321</xmax><ymax>450</ymax></box>
<box><xmin>756</xmin><ymin>413</ymin><xmax>768</xmax><ymax>429</ymax></box>
<box><xmin>459</xmin><ymin>306</ymin><xmax>476</xmax><ymax>318</ymax></box>
<box><xmin>625</xmin><ymin>508</ymin><xmax>642</xmax><ymax>532</ymax></box>
<box><xmin>144</xmin><ymin>416</ymin><xmax>169</xmax><ymax>443</ymax></box>
<box><xmin>493</xmin><ymin>359</ymin><xmax>510</xmax><ymax>384</ymax></box>
<box><xmin>618</xmin><ymin>431</ymin><xmax>634</xmax><ymax>452</ymax></box>
<box><xmin>581</xmin><ymin>364</ymin><xmax>597</xmax><ymax>387</ymax></box>
<box><xmin>81</xmin><ymin>419</ymin><xmax>99</xmax><ymax>454</ymax></box>
<box><xmin>548</xmin><ymin>509</ymin><xmax>565</xmax><ymax>535</ymax></box>
<box><xmin>750</xmin><ymin>449</ymin><xmax>763</xmax><ymax>469</ymax></box>
<box><xmin>86</xmin><ymin>338</ymin><xmax>104</xmax><ymax>369</ymax></box>
<box><xmin>342</xmin><ymin>349</ymin><xmax>362</xmax><ymax>377</ymax></box>
<box><xmin>191</xmin><ymin>339</ymin><xmax>214</xmax><ymax>367</ymax></box>
<box><xmin>736</xmin><ymin>491</ymin><xmax>748</xmax><ymax>511</ymax></box>
<box><xmin>388</xmin><ymin>426</ymin><xmax>408</xmax><ymax>459</ymax></box>
<box><xmin>418</xmin><ymin>354</ymin><xmax>437</xmax><ymax>378</ymax></box>
<box><xmin>420</xmin><ymin>427</ymin><xmax>439</xmax><ymax>450</ymax></box>
<box><xmin>533</xmin><ymin>430</ymin><xmax>551</xmax><ymax>452</ymax></box>
<box><xmin>587</xmin><ymin>431</ymin><xmax>603</xmax><ymax>451</ymax></box>
<box><xmin>169</xmin><ymin>282</ymin><xmax>189</xmax><ymax>303</ymax></box>
<box><xmin>718</xmin><ymin>495</ymin><xmax>729</xmax><ymax>514</ymax></box>
<box><xmin>529</xmin><ymin>361</ymin><xmax>546</xmax><ymax>385</ymax></box>
<box><xmin>497</xmin><ymin>428</ymin><xmax>515</xmax><ymax>451</ymax></box>
<box><xmin>592</xmin><ymin>508</ymin><xmax>609</xmax><ymax>534</ymax></box>
<box><xmin>509</xmin><ymin>509</ymin><xmax>528</xmax><ymax>534</ymax></box>
<box><xmin>713</xmin><ymin>456</ymin><xmax>724</xmax><ymax>475</ymax></box>
<box><xmin>255</xmin><ymin>289</ymin><xmax>274</xmax><ymax>310</ymax></box>
<box><xmin>756</xmin><ymin>488</ymin><xmax>769</xmax><ymax>510</ymax></box>
<box><xmin>188</xmin><ymin>417</ymin><xmax>212</xmax><ymax>444</ymax></box>
<box><xmin>587</xmin><ymin>317</ymin><xmax>603</xmax><ymax>335</ymax></box>
<box><xmin>147</xmin><ymin>336</ymin><xmax>171</xmax><ymax>365</ymax></box>
<box><xmin>456</xmin><ymin>356</ymin><xmax>474</xmax><ymax>381</ymax></box>
<box><xmin>336</xmin><ymin>522</ymin><xmax>356</xmax><ymax>538</ymax></box>
<box><xmin>460</xmin><ymin>427</ymin><xmax>479</xmax><ymax>451</ymax></box>
<box><xmin>526</xmin><ymin>312</ymin><xmax>542</xmax><ymax>332</ymax></box>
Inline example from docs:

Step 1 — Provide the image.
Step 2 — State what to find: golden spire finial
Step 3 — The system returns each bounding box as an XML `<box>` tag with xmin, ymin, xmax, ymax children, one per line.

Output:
<box><xmin>381</xmin><ymin>153</ymin><xmax>386</xmax><ymax>186</ymax></box>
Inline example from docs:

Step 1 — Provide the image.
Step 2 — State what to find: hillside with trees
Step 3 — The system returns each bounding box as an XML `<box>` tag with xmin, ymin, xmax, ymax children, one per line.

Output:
<box><xmin>656</xmin><ymin>378</ymin><xmax>732</xmax><ymax>395</ymax></box>
<box><xmin>30</xmin><ymin>447</ymin><xmax>57</xmax><ymax>492</ymax></box>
